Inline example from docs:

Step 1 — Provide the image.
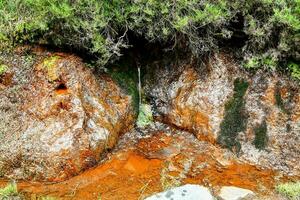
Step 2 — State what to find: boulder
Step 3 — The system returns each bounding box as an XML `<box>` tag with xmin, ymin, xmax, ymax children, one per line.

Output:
<box><xmin>0</xmin><ymin>50</ymin><xmax>134</xmax><ymax>181</ymax></box>
<box><xmin>145</xmin><ymin>184</ymin><xmax>214</xmax><ymax>200</ymax></box>
<box><xmin>145</xmin><ymin>53</ymin><xmax>300</xmax><ymax>175</ymax></box>
<box><xmin>218</xmin><ymin>186</ymin><xmax>254</xmax><ymax>200</ymax></box>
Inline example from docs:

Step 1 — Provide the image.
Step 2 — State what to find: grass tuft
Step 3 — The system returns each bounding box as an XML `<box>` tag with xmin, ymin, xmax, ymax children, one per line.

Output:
<box><xmin>0</xmin><ymin>183</ymin><xmax>18</xmax><ymax>198</ymax></box>
<box><xmin>276</xmin><ymin>181</ymin><xmax>300</xmax><ymax>200</ymax></box>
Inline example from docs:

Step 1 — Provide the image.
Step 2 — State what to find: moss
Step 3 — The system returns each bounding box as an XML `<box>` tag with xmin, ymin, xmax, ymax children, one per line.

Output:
<box><xmin>276</xmin><ymin>181</ymin><xmax>300</xmax><ymax>200</ymax></box>
<box><xmin>253</xmin><ymin>120</ymin><xmax>268</xmax><ymax>150</ymax></box>
<box><xmin>217</xmin><ymin>78</ymin><xmax>249</xmax><ymax>153</ymax></box>
<box><xmin>108</xmin><ymin>57</ymin><xmax>139</xmax><ymax>114</ymax></box>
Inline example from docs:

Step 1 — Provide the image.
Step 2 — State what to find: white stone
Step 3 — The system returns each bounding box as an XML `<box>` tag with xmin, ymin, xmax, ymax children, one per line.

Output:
<box><xmin>218</xmin><ymin>186</ymin><xmax>254</xmax><ymax>200</ymax></box>
<box><xmin>145</xmin><ymin>184</ymin><xmax>214</xmax><ymax>200</ymax></box>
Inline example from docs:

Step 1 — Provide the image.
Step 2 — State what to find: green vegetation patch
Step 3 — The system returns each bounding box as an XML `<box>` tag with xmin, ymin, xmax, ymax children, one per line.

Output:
<box><xmin>0</xmin><ymin>183</ymin><xmax>19</xmax><ymax>198</ymax></box>
<box><xmin>288</xmin><ymin>62</ymin><xmax>300</xmax><ymax>81</ymax></box>
<box><xmin>108</xmin><ymin>57</ymin><xmax>139</xmax><ymax>114</ymax></box>
<box><xmin>217</xmin><ymin>78</ymin><xmax>249</xmax><ymax>153</ymax></box>
<box><xmin>276</xmin><ymin>181</ymin><xmax>300</xmax><ymax>200</ymax></box>
<box><xmin>0</xmin><ymin>0</ymin><xmax>299</xmax><ymax>80</ymax></box>
<box><xmin>252</xmin><ymin>120</ymin><xmax>268</xmax><ymax>150</ymax></box>
<box><xmin>136</xmin><ymin>104</ymin><xmax>153</xmax><ymax>128</ymax></box>
<box><xmin>42</xmin><ymin>56</ymin><xmax>60</xmax><ymax>69</ymax></box>
<box><xmin>41</xmin><ymin>55</ymin><xmax>61</xmax><ymax>81</ymax></box>
<box><xmin>0</xmin><ymin>64</ymin><xmax>8</xmax><ymax>75</ymax></box>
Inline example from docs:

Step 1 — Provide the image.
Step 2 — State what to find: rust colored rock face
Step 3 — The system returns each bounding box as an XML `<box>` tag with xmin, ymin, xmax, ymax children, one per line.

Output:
<box><xmin>146</xmin><ymin>53</ymin><xmax>300</xmax><ymax>175</ymax></box>
<box><xmin>0</xmin><ymin>51</ymin><xmax>134</xmax><ymax>181</ymax></box>
<box><xmin>146</xmin><ymin>54</ymin><xmax>242</xmax><ymax>143</ymax></box>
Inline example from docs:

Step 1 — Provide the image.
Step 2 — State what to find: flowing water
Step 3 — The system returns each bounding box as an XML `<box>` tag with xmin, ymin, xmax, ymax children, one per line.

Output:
<box><xmin>138</xmin><ymin>65</ymin><xmax>142</xmax><ymax>107</ymax></box>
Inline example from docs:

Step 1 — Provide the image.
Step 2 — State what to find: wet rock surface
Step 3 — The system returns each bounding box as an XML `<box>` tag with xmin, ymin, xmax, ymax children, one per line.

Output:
<box><xmin>145</xmin><ymin>53</ymin><xmax>300</xmax><ymax>175</ymax></box>
<box><xmin>0</xmin><ymin>49</ymin><xmax>134</xmax><ymax>181</ymax></box>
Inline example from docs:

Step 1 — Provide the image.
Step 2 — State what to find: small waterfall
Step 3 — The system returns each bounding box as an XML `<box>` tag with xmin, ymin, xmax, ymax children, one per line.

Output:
<box><xmin>138</xmin><ymin>65</ymin><xmax>142</xmax><ymax>107</ymax></box>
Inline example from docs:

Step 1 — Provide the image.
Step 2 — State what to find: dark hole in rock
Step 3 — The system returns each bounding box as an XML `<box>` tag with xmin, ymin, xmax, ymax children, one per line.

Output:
<box><xmin>55</xmin><ymin>83</ymin><xmax>68</xmax><ymax>94</ymax></box>
<box><xmin>56</xmin><ymin>83</ymin><xmax>67</xmax><ymax>90</ymax></box>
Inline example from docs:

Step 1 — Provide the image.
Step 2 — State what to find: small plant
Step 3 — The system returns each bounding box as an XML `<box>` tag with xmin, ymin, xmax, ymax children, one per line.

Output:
<box><xmin>288</xmin><ymin>62</ymin><xmax>300</xmax><ymax>81</ymax></box>
<box><xmin>40</xmin><ymin>55</ymin><xmax>61</xmax><ymax>82</ymax></box>
<box><xmin>276</xmin><ymin>181</ymin><xmax>300</xmax><ymax>200</ymax></box>
<box><xmin>136</xmin><ymin>104</ymin><xmax>153</xmax><ymax>128</ymax></box>
<box><xmin>0</xmin><ymin>182</ymin><xmax>18</xmax><ymax>198</ymax></box>
<box><xmin>0</xmin><ymin>64</ymin><xmax>8</xmax><ymax>75</ymax></box>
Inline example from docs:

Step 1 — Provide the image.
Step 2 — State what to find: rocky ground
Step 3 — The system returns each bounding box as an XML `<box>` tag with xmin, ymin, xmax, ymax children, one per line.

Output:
<box><xmin>0</xmin><ymin>47</ymin><xmax>299</xmax><ymax>199</ymax></box>
<box><xmin>0</xmin><ymin>122</ymin><xmax>296</xmax><ymax>199</ymax></box>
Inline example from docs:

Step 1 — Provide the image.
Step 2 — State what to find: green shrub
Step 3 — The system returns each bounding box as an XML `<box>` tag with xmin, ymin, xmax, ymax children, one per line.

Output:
<box><xmin>0</xmin><ymin>0</ymin><xmax>299</xmax><ymax>80</ymax></box>
<box><xmin>288</xmin><ymin>62</ymin><xmax>300</xmax><ymax>80</ymax></box>
<box><xmin>217</xmin><ymin>78</ymin><xmax>249</xmax><ymax>153</ymax></box>
<box><xmin>276</xmin><ymin>181</ymin><xmax>300</xmax><ymax>199</ymax></box>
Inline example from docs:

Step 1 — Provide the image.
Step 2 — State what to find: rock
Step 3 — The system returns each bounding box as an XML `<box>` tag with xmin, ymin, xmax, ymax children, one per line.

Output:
<box><xmin>218</xmin><ymin>186</ymin><xmax>255</xmax><ymax>200</ymax></box>
<box><xmin>146</xmin><ymin>54</ymin><xmax>241</xmax><ymax>144</ymax></box>
<box><xmin>145</xmin><ymin>52</ymin><xmax>300</xmax><ymax>175</ymax></box>
<box><xmin>0</xmin><ymin>50</ymin><xmax>134</xmax><ymax>181</ymax></box>
<box><xmin>145</xmin><ymin>184</ymin><xmax>214</xmax><ymax>200</ymax></box>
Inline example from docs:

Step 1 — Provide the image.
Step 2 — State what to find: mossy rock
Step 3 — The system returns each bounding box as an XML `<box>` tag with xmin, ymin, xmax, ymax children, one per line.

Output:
<box><xmin>217</xmin><ymin>78</ymin><xmax>249</xmax><ymax>153</ymax></box>
<box><xmin>107</xmin><ymin>56</ymin><xmax>139</xmax><ymax>114</ymax></box>
<box><xmin>252</xmin><ymin>120</ymin><xmax>268</xmax><ymax>150</ymax></box>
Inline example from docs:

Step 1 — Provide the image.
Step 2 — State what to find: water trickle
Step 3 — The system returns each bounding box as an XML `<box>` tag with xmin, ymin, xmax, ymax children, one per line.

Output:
<box><xmin>138</xmin><ymin>65</ymin><xmax>142</xmax><ymax>107</ymax></box>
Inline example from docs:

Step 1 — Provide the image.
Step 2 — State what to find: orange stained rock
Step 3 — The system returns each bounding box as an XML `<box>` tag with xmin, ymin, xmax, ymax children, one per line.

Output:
<box><xmin>262</xmin><ymin>84</ymin><xmax>276</xmax><ymax>106</ymax></box>
<box><xmin>185</xmin><ymin>162</ymin><xmax>276</xmax><ymax>193</ymax></box>
<box><xmin>0</xmin><ymin>132</ymin><xmax>296</xmax><ymax>200</ymax></box>
<box><xmin>0</xmin><ymin>151</ymin><xmax>163</xmax><ymax>200</ymax></box>
<box><xmin>124</xmin><ymin>154</ymin><xmax>161</xmax><ymax>174</ymax></box>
